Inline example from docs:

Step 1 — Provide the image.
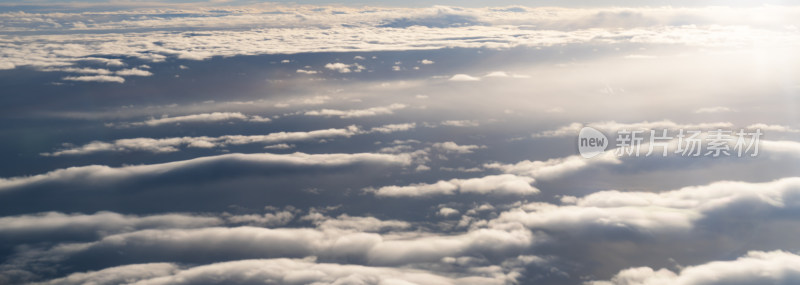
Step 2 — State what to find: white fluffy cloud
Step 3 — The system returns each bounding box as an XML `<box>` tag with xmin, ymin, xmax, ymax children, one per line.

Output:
<box><xmin>324</xmin><ymin>62</ymin><xmax>365</xmax><ymax>73</ymax></box>
<box><xmin>438</xmin><ymin>207</ymin><xmax>460</xmax><ymax>217</ymax></box>
<box><xmin>17</xmin><ymin>220</ymin><xmax>533</xmax><ymax>270</ymax></box>
<box><xmin>589</xmin><ymin>250</ymin><xmax>800</xmax><ymax>285</ymax></box>
<box><xmin>369</xmin><ymin>123</ymin><xmax>416</xmax><ymax>134</ymax></box>
<box><xmin>116</xmin><ymin>112</ymin><xmax>269</xmax><ymax>127</ymax></box>
<box><xmin>37</xmin><ymin>258</ymin><xmax>506</xmax><ymax>285</ymax></box>
<box><xmin>449</xmin><ymin>74</ymin><xmax>481</xmax><ymax>81</ymax></box>
<box><xmin>41</xmin><ymin>67</ymin><xmax>113</xmax><ymax>75</ymax></box>
<box><xmin>3</xmin><ymin>6</ymin><xmax>799</xmax><ymax>71</ymax></box>
<box><xmin>747</xmin><ymin>123</ymin><xmax>800</xmax><ymax>133</ymax></box>
<box><xmin>370</xmin><ymin>174</ymin><xmax>538</xmax><ymax>197</ymax></box>
<box><xmin>33</xmin><ymin>263</ymin><xmax>180</xmax><ymax>285</ymax></box>
<box><xmin>296</xmin><ymin>69</ymin><xmax>317</xmax><ymax>74</ymax></box>
<box><xmin>433</xmin><ymin>141</ymin><xmax>485</xmax><ymax>154</ymax></box>
<box><xmin>304</xmin><ymin>104</ymin><xmax>406</xmax><ymax>119</ymax></box>
<box><xmin>115</xmin><ymin>68</ymin><xmax>153</xmax><ymax>77</ymax></box>
<box><xmin>485</xmin><ymin>152</ymin><xmax>621</xmax><ymax>181</ymax></box>
<box><xmin>306</xmin><ymin>214</ymin><xmax>411</xmax><ymax>232</ymax></box>
<box><xmin>486</xmin><ymin>139</ymin><xmax>800</xmax><ymax>182</ymax></box>
<box><xmin>484</xmin><ymin>71</ymin><xmax>529</xmax><ymax>78</ymax></box>
<box><xmin>491</xmin><ymin>177</ymin><xmax>800</xmax><ymax>234</ymax></box>
<box><xmin>0</xmin><ymin>211</ymin><xmax>221</xmax><ymax>240</ymax></box>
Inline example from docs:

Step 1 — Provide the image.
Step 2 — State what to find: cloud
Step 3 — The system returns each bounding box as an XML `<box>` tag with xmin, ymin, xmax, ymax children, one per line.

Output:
<box><xmin>433</xmin><ymin>141</ymin><xmax>485</xmax><ymax>154</ymax></box>
<box><xmin>0</xmin><ymin>62</ymin><xmax>15</xmax><ymax>70</ymax></box>
<box><xmin>115</xmin><ymin>68</ymin><xmax>153</xmax><ymax>77</ymax></box>
<box><xmin>449</xmin><ymin>74</ymin><xmax>481</xmax><ymax>81</ymax></box>
<box><xmin>224</xmin><ymin>211</ymin><xmax>295</xmax><ymax>227</ymax></box>
<box><xmin>484</xmin><ymin>71</ymin><xmax>510</xmax><ymax>77</ymax></box>
<box><xmin>296</xmin><ymin>69</ymin><xmax>318</xmax><ymax>74</ymax></box>
<box><xmin>45</xmin><ymin>122</ymin><xmax>430</xmax><ymax>156</ymax></box>
<box><xmin>62</xmin><ymin>75</ymin><xmax>125</xmax><ymax>83</ymax></box>
<box><xmin>761</xmin><ymin>140</ymin><xmax>800</xmax><ymax>157</ymax></box>
<box><xmin>10</xmin><ymin>177</ymin><xmax>800</xmax><ymax>283</ymax></box>
<box><xmin>304</xmin><ymin>104</ymin><xmax>406</xmax><ymax>119</ymax></box>
<box><xmin>369</xmin><ymin>174</ymin><xmax>538</xmax><ymax>197</ymax></box>
<box><xmin>248</xmin><ymin>116</ymin><xmax>273</xmax><ymax>123</ymax></box>
<box><xmin>693</xmin><ymin>106</ymin><xmax>736</xmax><ymax>113</ymax></box>
<box><xmin>0</xmin><ymin>152</ymin><xmax>412</xmax><ymax>192</ymax></box>
<box><xmin>589</xmin><ymin>250</ymin><xmax>800</xmax><ymax>285</ymax></box>
<box><xmin>117</xmin><ymin>112</ymin><xmax>268</xmax><ymax>127</ymax></box>
<box><xmin>324</xmin><ymin>62</ymin><xmax>364</xmax><ymax>73</ymax></box>
<box><xmin>486</xmin><ymin>139</ymin><xmax>800</xmax><ymax>183</ymax></box>
<box><xmin>440</xmin><ymin>120</ymin><xmax>480</xmax><ymax>127</ymax></box>
<box><xmin>484</xmin><ymin>71</ymin><xmax>529</xmax><ymax>78</ymax></box>
<box><xmin>15</xmin><ymin>219</ymin><xmax>533</xmax><ymax>271</ymax></box>
<box><xmin>83</xmin><ymin>57</ymin><xmax>125</xmax><ymax>67</ymax></box>
<box><xmin>32</xmin><ymin>263</ymin><xmax>180</xmax><ymax>285</ymax></box>
<box><xmin>747</xmin><ymin>123</ymin><xmax>800</xmax><ymax>133</ymax></box>
<box><xmin>40</xmin><ymin>67</ymin><xmax>113</xmax><ymax>75</ymax></box>
<box><xmin>485</xmin><ymin>152</ymin><xmax>622</xmax><ymax>181</ymax></box>
<box><xmin>378</xmin><ymin>8</ymin><xmax>481</xmax><ymax>28</ymax></box>
<box><xmin>2</xmin><ymin>6</ymin><xmax>799</xmax><ymax>71</ymax></box>
<box><xmin>438</xmin><ymin>207</ymin><xmax>460</xmax><ymax>217</ymax></box>
<box><xmin>4</xmin><ymin>5</ymin><xmax>800</xmax><ymax>284</ymax></box>
<box><xmin>37</xmin><ymin>258</ymin><xmax>504</xmax><ymax>285</ymax></box>
<box><xmin>306</xmin><ymin>214</ymin><xmax>411</xmax><ymax>232</ymax></box>
<box><xmin>532</xmin><ymin>120</ymin><xmax>734</xmax><ymax>138</ymax></box>
<box><xmin>263</xmin><ymin>143</ymin><xmax>294</xmax><ymax>149</ymax></box>
<box><xmin>0</xmin><ymin>211</ymin><xmax>221</xmax><ymax>242</ymax></box>
<box><xmin>491</xmin><ymin>177</ymin><xmax>800</xmax><ymax>235</ymax></box>
<box><xmin>371</xmin><ymin>180</ymin><xmax>457</xmax><ymax>197</ymax></box>
<box><xmin>369</xmin><ymin>123</ymin><xmax>416</xmax><ymax>134</ymax></box>
<box><xmin>44</xmin><ymin>126</ymin><xmax>359</xmax><ymax>156</ymax></box>
<box><xmin>365</xmin><ymin>227</ymin><xmax>534</xmax><ymax>266</ymax></box>
<box><xmin>269</xmin><ymin>95</ymin><xmax>331</xmax><ymax>109</ymax></box>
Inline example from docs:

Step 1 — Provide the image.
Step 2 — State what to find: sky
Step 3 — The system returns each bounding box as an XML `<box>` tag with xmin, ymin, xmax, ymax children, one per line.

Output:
<box><xmin>0</xmin><ymin>1</ymin><xmax>800</xmax><ymax>285</ymax></box>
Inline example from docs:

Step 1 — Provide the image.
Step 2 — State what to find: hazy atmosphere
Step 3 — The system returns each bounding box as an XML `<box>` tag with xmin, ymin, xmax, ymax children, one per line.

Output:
<box><xmin>1</xmin><ymin>1</ymin><xmax>799</xmax><ymax>284</ymax></box>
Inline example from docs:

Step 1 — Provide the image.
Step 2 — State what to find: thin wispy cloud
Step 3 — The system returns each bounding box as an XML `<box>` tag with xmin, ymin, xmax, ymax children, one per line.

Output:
<box><xmin>63</xmin><ymin>75</ymin><xmax>125</xmax><ymax>83</ymax></box>
<box><xmin>114</xmin><ymin>112</ymin><xmax>271</xmax><ymax>128</ymax></box>
<box><xmin>304</xmin><ymin>104</ymin><xmax>406</xmax><ymax>119</ymax></box>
